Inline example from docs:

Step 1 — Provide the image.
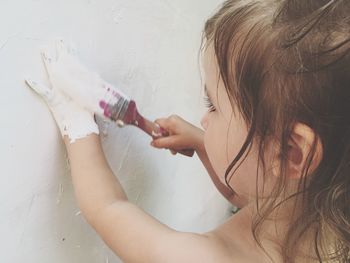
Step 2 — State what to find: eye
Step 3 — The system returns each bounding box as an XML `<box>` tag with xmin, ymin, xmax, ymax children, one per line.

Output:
<box><xmin>204</xmin><ymin>96</ymin><xmax>216</xmax><ymax>112</ymax></box>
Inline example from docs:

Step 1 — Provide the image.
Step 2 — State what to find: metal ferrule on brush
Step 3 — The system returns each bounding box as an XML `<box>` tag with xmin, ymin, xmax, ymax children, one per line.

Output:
<box><xmin>109</xmin><ymin>97</ymin><xmax>130</xmax><ymax>122</ymax></box>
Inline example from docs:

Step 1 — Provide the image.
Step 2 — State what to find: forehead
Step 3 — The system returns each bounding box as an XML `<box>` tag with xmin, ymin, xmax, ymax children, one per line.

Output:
<box><xmin>202</xmin><ymin>44</ymin><xmax>236</xmax><ymax>117</ymax></box>
<box><xmin>201</xmin><ymin>44</ymin><xmax>220</xmax><ymax>92</ymax></box>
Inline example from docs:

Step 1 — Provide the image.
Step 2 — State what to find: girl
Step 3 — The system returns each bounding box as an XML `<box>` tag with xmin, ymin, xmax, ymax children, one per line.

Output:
<box><xmin>26</xmin><ymin>0</ymin><xmax>350</xmax><ymax>262</ymax></box>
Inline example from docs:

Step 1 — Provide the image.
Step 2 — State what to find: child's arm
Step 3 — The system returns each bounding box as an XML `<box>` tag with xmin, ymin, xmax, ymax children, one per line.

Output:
<box><xmin>25</xmin><ymin>79</ymin><xmax>233</xmax><ymax>263</ymax></box>
<box><xmin>152</xmin><ymin>115</ymin><xmax>235</xmax><ymax>203</ymax></box>
<box><xmin>26</xmin><ymin>40</ymin><xmax>234</xmax><ymax>262</ymax></box>
<box><xmin>64</xmin><ymin>134</ymin><xmax>232</xmax><ymax>263</ymax></box>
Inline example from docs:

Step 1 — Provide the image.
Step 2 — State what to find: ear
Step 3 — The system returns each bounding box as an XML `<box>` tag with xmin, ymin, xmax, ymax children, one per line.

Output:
<box><xmin>274</xmin><ymin>123</ymin><xmax>323</xmax><ymax>179</ymax></box>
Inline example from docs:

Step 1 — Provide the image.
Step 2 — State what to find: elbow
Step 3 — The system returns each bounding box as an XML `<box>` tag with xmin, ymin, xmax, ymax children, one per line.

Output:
<box><xmin>79</xmin><ymin>204</ymin><xmax>105</xmax><ymax>228</ymax></box>
<box><xmin>79</xmin><ymin>199</ymin><xmax>128</xmax><ymax>230</ymax></box>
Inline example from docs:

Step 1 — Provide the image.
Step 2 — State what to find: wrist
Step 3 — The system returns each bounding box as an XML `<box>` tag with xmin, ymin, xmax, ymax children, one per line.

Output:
<box><xmin>58</xmin><ymin>103</ymin><xmax>99</xmax><ymax>144</ymax></box>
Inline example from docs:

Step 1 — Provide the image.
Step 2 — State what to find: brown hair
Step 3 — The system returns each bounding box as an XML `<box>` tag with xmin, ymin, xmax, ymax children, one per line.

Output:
<box><xmin>203</xmin><ymin>0</ymin><xmax>350</xmax><ymax>262</ymax></box>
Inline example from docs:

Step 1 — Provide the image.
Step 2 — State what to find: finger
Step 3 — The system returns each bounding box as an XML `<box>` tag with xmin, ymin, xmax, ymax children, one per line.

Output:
<box><xmin>151</xmin><ymin>135</ymin><xmax>176</xmax><ymax>149</ymax></box>
<box><xmin>41</xmin><ymin>46</ymin><xmax>54</xmax><ymax>72</ymax></box>
<box><xmin>170</xmin><ymin>149</ymin><xmax>178</xmax><ymax>155</ymax></box>
<box><xmin>151</xmin><ymin>135</ymin><xmax>188</xmax><ymax>150</ymax></box>
<box><xmin>25</xmin><ymin>78</ymin><xmax>53</xmax><ymax>102</ymax></box>
<box><xmin>155</xmin><ymin>115</ymin><xmax>180</xmax><ymax>133</ymax></box>
<box><xmin>55</xmin><ymin>38</ymin><xmax>65</xmax><ymax>53</ymax></box>
<box><xmin>55</xmin><ymin>38</ymin><xmax>71</xmax><ymax>58</ymax></box>
<box><xmin>154</xmin><ymin>118</ymin><xmax>171</xmax><ymax>130</ymax></box>
<box><xmin>152</xmin><ymin>122</ymin><xmax>169</xmax><ymax>138</ymax></box>
<box><xmin>67</xmin><ymin>41</ymin><xmax>77</xmax><ymax>55</ymax></box>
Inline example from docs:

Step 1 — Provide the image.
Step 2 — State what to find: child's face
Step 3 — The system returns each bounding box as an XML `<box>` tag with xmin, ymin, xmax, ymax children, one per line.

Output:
<box><xmin>200</xmin><ymin>46</ymin><xmax>264</xmax><ymax>207</ymax></box>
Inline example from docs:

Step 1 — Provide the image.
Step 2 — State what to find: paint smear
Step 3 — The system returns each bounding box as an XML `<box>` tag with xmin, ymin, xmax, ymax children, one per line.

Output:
<box><xmin>113</xmin><ymin>7</ymin><xmax>125</xmax><ymax>24</ymax></box>
<box><xmin>56</xmin><ymin>184</ymin><xmax>64</xmax><ymax>204</ymax></box>
<box><xmin>75</xmin><ymin>211</ymin><xmax>82</xmax><ymax>216</ymax></box>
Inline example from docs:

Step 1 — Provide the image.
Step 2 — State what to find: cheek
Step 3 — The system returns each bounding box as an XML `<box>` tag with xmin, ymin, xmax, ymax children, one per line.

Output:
<box><xmin>203</xmin><ymin>115</ymin><xmax>232</xmax><ymax>182</ymax></box>
<box><xmin>225</xmin><ymin>119</ymin><xmax>260</xmax><ymax>195</ymax></box>
<box><xmin>203</xmin><ymin>114</ymin><xmax>260</xmax><ymax>196</ymax></box>
<box><xmin>227</xmin><ymin>146</ymin><xmax>260</xmax><ymax>197</ymax></box>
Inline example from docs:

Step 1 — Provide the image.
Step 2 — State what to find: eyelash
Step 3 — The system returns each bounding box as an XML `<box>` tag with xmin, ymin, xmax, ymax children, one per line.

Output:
<box><xmin>204</xmin><ymin>96</ymin><xmax>216</xmax><ymax>112</ymax></box>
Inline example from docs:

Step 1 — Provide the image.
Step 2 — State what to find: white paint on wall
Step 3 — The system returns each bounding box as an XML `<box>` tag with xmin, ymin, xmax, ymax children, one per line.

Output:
<box><xmin>0</xmin><ymin>0</ymin><xmax>231</xmax><ymax>262</ymax></box>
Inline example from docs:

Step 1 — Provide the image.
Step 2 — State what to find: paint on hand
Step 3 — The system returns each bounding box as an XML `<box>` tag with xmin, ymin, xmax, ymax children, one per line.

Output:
<box><xmin>40</xmin><ymin>40</ymin><xmax>167</xmax><ymax>140</ymax></box>
<box><xmin>41</xmin><ymin>39</ymin><xmax>129</xmax><ymax>120</ymax></box>
<box><xmin>25</xmin><ymin>78</ymin><xmax>99</xmax><ymax>143</ymax></box>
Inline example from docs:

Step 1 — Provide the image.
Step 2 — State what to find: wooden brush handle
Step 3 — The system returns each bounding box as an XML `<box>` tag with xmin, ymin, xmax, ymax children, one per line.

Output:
<box><xmin>124</xmin><ymin>101</ymin><xmax>195</xmax><ymax>157</ymax></box>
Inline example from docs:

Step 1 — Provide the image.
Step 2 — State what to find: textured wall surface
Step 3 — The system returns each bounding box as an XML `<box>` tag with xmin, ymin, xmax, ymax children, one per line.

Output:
<box><xmin>0</xmin><ymin>0</ymin><xmax>232</xmax><ymax>262</ymax></box>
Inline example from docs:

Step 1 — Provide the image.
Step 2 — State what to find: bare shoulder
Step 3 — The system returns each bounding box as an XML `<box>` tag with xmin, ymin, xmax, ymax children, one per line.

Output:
<box><xmin>155</xmin><ymin>230</ymin><xmax>235</xmax><ymax>263</ymax></box>
<box><xmin>205</xmin><ymin>216</ymin><xmax>248</xmax><ymax>262</ymax></box>
<box><xmin>205</xmin><ymin>209</ymin><xmax>274</xmax><ymax>263</ymax></box>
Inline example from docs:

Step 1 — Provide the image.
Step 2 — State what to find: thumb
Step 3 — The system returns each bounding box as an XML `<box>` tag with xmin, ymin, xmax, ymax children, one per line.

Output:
<box><xmin>25</xmin><ymin>78</ymin><xmax>54</xmax><ymax>102</ymax></box>
<box><xmin>154</xmin><ymin>118</ymin><xmax>170</xmax><ymax>129</ymax></box>
<box><xmin>155</xmin><ymin>115</ymin><xmax>184</xmax><ymax>135</ymax></box>
<box><xmin>151</xmin><ymin>136</ymin><xmax>177</xmax><ymax>149</ymax></box>
<box><xmin>151</xmin><ymin>136</ymin><xmax>178</xmax><ymax>155</ymax></box>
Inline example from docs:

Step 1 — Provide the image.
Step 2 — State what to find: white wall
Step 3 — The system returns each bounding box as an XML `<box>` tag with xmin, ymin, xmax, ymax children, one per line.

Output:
<box><xmin>0</xmin><ymin>0</ymin><xmax>232</xmax><ymax>262</ymax></box>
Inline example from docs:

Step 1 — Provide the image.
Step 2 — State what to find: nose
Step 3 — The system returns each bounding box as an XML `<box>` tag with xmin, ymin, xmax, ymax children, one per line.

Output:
<box><xmin>201</xmin><ymin>112</ymin><xmax>209</xmax><ymax>131</ymax></box>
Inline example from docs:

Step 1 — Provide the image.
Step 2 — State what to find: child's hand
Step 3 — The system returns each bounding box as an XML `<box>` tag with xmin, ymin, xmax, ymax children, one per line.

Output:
<box><xmin>41</xmin><ymin>39</ymin><xmax>125</xmax><ymax>118</ymax></box>
<box><xmin>25</xmin><ymin>78</ymin><xmax>99</xmax><ymax>143</ymax></box>
<box><xmin>151</xmin><ymin>115</ymin><xmax>204</xmax><ymax>155</ymax></box>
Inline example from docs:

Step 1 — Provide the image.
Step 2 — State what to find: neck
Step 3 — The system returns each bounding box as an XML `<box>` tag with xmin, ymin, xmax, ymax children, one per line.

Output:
<box><xmin>235</xmin><ymin>197</ymin><xmax>319</xmax><ymax>262</ymax></box>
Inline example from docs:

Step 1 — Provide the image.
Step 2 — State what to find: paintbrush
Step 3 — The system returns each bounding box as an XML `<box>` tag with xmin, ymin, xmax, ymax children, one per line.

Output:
<box><xmin>99</xmin><ymin>95</ymin><xmax>195</xmax><ymax>157</ymax></box>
